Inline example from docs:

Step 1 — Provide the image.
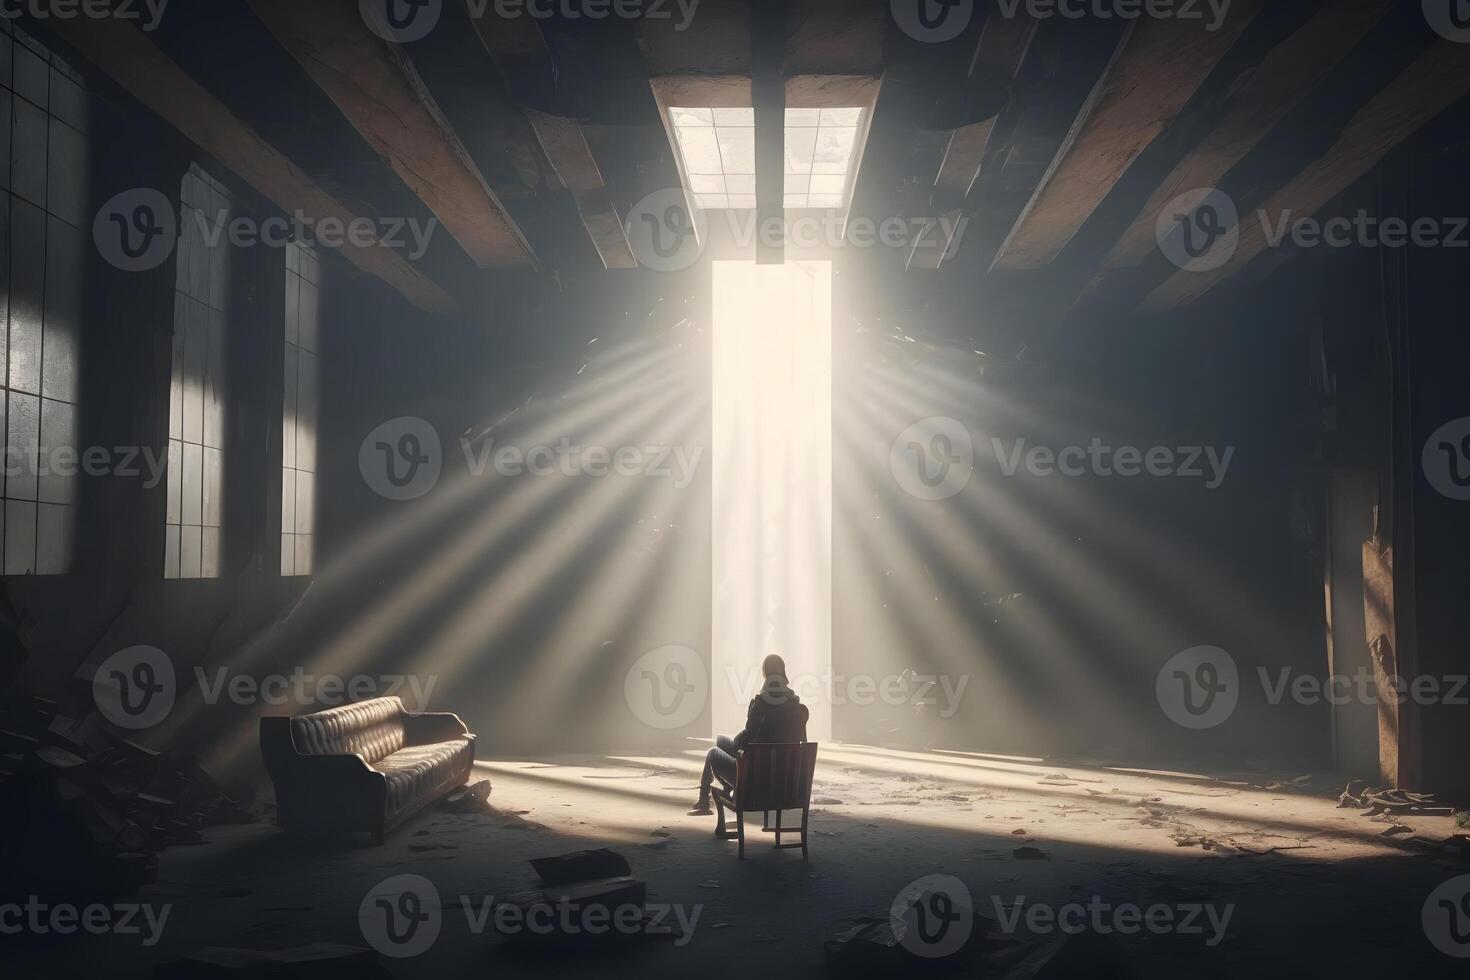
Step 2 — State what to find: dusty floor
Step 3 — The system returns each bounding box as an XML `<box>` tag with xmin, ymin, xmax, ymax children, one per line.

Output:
<box><xmin>13</xmin><ymin>743</ymin><xmax>1470</xmax><ymax>978</ymax></box>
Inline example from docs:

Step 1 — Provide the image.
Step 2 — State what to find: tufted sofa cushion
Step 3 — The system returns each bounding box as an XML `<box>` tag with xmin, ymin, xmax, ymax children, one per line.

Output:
<box><xmin>289</xmin><ymin>696</ymin><xmax>407</xmax><ymax>764</ymax></box>
<box><xmin>375</xmin><ymin>740</ymin><xmax>476</xmax><ymax>822</ymax></box>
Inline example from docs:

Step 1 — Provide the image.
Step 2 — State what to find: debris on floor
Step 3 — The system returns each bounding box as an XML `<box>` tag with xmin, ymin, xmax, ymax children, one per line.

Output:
<box><xmin>1338</xmin><ymin>782</ymin><xmax>1456</xmax><ymax>816</ymax></box>
<box><xmin>529</xmin><ymin>847</ymin><xmax>631</xmax><ymax>885</ymax></box>
<box><xmin>439</xmin><ymin>778</ymin><xmax>493</xmax><ymax>813</ymax></box>
<box><xmin>0</xmin><ymin>688</ymin><xmax>253</xmax><ymax>909</ymax></box>
<box><xmin>495</xmin><ymin>847</ymin><xmax>680</xmax><ymax>949</ymax></box>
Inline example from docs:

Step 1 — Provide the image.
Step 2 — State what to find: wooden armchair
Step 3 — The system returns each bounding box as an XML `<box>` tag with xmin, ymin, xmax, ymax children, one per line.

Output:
<box><xmin>712</xmin><ymin>742</ymin><xmax>819</xmax><ymax>859</ymax></box>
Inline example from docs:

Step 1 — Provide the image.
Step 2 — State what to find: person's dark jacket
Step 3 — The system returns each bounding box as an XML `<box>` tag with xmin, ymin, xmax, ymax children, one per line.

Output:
<box><xmin>734</xmin><ymin>678</ymin><xmax>809</xmax><ymax>747</ymax></box>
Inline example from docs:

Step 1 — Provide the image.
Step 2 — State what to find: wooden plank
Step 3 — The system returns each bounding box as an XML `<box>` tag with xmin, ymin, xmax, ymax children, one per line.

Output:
<box><xmin>910</xmin><ymin>7</ymin><xmax>1038</xmax><ymax>270</ymax></box>
<box><xmin>1097</xmin><ymin>1</ymin><xmax>1389</xmax><ymax>275</ymax></box>
<box><xmin>523</xmin><ymin>110</ymin><xmax>637</xmax><ymax>269</ymax></box>
<box><xmin>246</xmin><ymin>0</ymin><xmax>535</xmax><ymax>269</ymax></box>
<box><xmin>933</xmin><ymin>8</ymin><xmax>1039</xmax><ymax>207</ymax></box>
<box><xmin>991</xmin><ymin>2</ymin><xmax>1263</xmax><ymax>272</ymax></box>
<box><xmin>44</xmin><ymin>10</ymin><xmax>459</xmax><ymax>314</ymax></box>
<box><xmin>463</xmin><ymin>11</ymin><xmax>636</xmax><ymax>270</ymax></box>
<box><xmin>1140</xmin><ymin>40</ymin><xmax>1470</xmax><ymax>313</ymax></box>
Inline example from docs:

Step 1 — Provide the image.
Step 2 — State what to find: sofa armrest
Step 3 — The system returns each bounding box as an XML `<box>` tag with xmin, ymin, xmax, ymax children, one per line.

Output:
<box><xmin>402</xmin><ymin>711</ymin><xmax>473</xmax><ymax>746</ymax></box>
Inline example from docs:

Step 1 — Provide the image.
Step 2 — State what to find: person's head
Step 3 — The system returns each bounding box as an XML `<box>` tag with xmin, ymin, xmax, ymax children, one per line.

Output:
<box><xmin>762</xmin><ymin>654</ymin><xmax>788</xmax><ymax>684</ymax></box>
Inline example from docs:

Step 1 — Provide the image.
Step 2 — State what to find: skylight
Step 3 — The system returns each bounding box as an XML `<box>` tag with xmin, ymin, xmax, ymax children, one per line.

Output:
<box><xmin>669</xmin><ymin>107</ymin><xmax>865</xmax><ymax>211</ymax></box>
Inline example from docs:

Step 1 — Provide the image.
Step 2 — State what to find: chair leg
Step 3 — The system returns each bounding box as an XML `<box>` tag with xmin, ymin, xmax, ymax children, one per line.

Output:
<box><xmin>801</xmin><ymin>807</ymin><xmax>810</xmax><ymax>861</ymax></box>
<box><xmin>737</xmin><ymin>808</ymin><xmax>745</xmax><ymax>859</ymax></box>
<box><xmin>773</xmin><ymin>808</ymin><xmax>782</xmax><ymax>847</ymax></box>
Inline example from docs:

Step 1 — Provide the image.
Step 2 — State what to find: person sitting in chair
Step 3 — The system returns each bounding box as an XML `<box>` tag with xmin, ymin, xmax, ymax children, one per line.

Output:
<box><xmin>689</xmin><ymin>654</ymin><xmax>809</xmax><ymax>815</ymax></box>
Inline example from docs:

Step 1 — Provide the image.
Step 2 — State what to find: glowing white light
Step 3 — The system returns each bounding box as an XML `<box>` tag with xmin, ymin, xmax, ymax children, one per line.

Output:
<box><xmin>712</xmin><ymin>261</ymin><xmax>833</xmax><ymax>742</ymax></box>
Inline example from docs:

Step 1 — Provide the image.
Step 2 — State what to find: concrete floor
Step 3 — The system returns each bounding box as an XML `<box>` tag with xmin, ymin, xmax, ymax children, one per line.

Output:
<box><xmin>13</xmin><ymin>743</ymin><xmax>1470</xmax><ymax>978</ymax></box>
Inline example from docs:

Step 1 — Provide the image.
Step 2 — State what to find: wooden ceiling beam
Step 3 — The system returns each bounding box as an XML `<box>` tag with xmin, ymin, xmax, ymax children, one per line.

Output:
<box><xmin>44</xmin><ymin>10</ymin><xmax>460</xmax><ymax>314</ymax></box>
<box><xmin>991</xmin><ymin>1</ymin><xmax>1264</xmax><ymax>272</ymax></box>
<box><xmin>1140</xmin><ymin>39</ymin><xmax>1470</xmax><ymax>314</ymax></box>
<box><xmin>1094</xmin><ymin>0</ymin><xmax>1390</xmax><ymax>280</ymax></box>
<box><xmin>909</xmin><ymin>5</ymin><xmax>1038</xmax><ymax>271</ymax></box>
<box><xmin>464</xmin><ymin>8</ymin><xmax>637</xmax><ymax>269</ymax></box>
<box><xmin>246</xmin><ymin>0</ymin><xmax>536</xmax><ymax>269</ymax></box>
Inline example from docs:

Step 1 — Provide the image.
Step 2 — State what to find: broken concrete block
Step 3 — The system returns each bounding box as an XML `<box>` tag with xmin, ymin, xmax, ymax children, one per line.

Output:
<box><xmin>529</xmin><ymin>847</ymin><xmax>631</xmax><ymax>886</ymax></box>
<box><xmin>546</xmin><ymin>875</ymin><xmax>647</xmax><ymax>915</ymax></box>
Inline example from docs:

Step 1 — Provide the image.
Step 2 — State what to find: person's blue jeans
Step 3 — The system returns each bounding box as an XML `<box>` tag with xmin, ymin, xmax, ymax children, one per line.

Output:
<box><xmin>699</xmin><ymin>735</ymin><xmax>738</xmax><ymax>798</ymax></box>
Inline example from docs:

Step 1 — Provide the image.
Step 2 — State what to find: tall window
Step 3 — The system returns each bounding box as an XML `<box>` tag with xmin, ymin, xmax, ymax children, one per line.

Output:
<box><xmin>164</xmin><ymin>165</ymin><xmax>230</xmax><ymax>579</ymax></box>
<box><xmin>2</xmin><ymin>28</ymin><xmax>87</xmax><ymax>575</ymax></box>
<box><xmin>280</xmin><ymin>242</ymin><xmax>318</xmax><ymax>576</ymax></box>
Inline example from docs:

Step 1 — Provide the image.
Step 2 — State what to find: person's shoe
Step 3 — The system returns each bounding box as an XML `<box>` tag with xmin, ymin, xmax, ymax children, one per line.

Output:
<box><xmin>688</xmin><ymin>797</ymin><xmax>712</xmax><ymax>816</ymax></box>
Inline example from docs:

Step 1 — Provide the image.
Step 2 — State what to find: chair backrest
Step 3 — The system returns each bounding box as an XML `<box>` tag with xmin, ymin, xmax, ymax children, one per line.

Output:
<box><xmin>288</xmin><ymin>696</ymin><xmax>407</xmax><ymax>763</ymax></box>
<box><xmin>735</xmin><ymin>742</ymin><xmax>819</xmax><ymax>811</ymax></box>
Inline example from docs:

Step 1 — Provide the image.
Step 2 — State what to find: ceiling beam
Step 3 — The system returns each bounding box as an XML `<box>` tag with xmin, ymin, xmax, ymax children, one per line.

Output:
<box><xmin>991</xmin><ymin>1</ymin><xmax>1264</xmax><ymax>272</ymax></box>
<box><xmin>44</xmin><ymin>10</ymin><xmax>459</xmax><ymax>315</ymax></box>
<box><xmin>753</xmin><ymin>0</ymin><xmax>786</xmax><ymax>265</ymax></box>
<box><xmin>909</xmin><ymin>6</ymin><xmax>1038</xmax><ymax>271</ymax></box>
<box><xmin>246</xmin><ymin>0</ymin><xmax>536</xmax><ymax>270</ymax></box>
<box><xmin>1139</xmin><ymin>39</ymin><xmax>1470</xmax><ymax>314</ymax></box>
<box><xmin>1094</xmin><ymin>0</ymin><xmax>1389</xmax><ymax>279</ymax></box>
<box><xmin>464</xmin><ymin>9</ymin><xmax>636</xmax><ymax>270</ymax></box>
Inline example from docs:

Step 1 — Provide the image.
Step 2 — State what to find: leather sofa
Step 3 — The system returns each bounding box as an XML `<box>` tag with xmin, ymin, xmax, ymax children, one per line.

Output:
<box><xmin>260</xmin><ymin>696</ymin><xmax>476</xmax><ymax>842</ymax></box>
